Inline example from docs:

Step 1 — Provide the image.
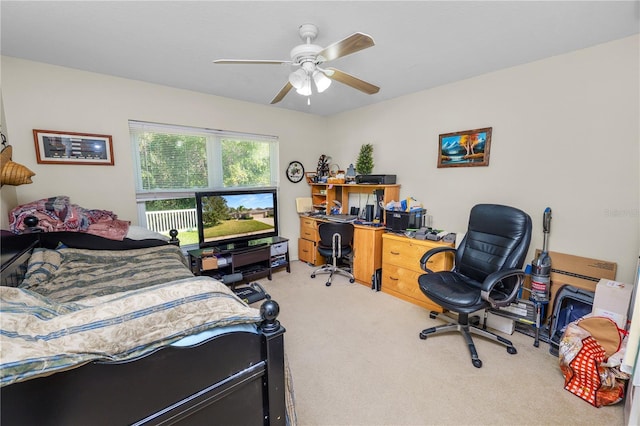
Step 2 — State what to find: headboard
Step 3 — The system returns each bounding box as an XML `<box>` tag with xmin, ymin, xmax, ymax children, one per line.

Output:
<box><xmin>1</xmin><ymin>233</ymin><xmax>38</xmax><ymax>287</ymax></box>
<box><xmin>0</xmin><ymin>230</ymin><xmax>180</xmax><ymax>287</ymax></box>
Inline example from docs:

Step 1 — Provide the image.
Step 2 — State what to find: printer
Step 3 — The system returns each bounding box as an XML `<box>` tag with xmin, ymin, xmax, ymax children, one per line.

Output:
<box><xmin>355</xmin><ymin>174</ymin><xmax>397</xmax><ymax>184</ymax></box>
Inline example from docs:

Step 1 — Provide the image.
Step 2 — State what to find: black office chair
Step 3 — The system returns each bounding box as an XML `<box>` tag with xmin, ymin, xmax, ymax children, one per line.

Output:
<box><xmin>417</xmin><ymin>204</ymin><xmax>532</xmax><ymax>368</ymax></box>
<box><xmin>311</xmin><ymin>222</ymin><xmax>355</xmax><ymax>286</ymax></box>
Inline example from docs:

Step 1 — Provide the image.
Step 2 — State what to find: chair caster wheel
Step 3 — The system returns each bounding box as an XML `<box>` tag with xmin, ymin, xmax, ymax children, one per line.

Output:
<box><xmin>311</xmin><ymin>274</ymin><xmax>316</xmax><ymax>278</ymax></box>
<box><xmin>472</xmin><ymin>359</ymin><xmax>483</xmax><ymax>368</ymax></box>
<box><xmin>507</xmin><ymin>346</ymin><xmax>517</xmax><ymax>355</ymax></box>
<box><xmin>349</xmin><ymin>278</ymin><xmax>355</xmax><ymax>283</ymax></box>
<box><xmin>419</xmin><ymin>332</ymin><xmax>427</xmax><ymax>340</ymax></box>
<box><xmin>429</xmin><ymin>312</ymin><xmax>437</xmax><ymax>319</ymax></box>
<box><xmin>325</xmin><ymin>281</ymin><xmax>331</xmax><ymax>287</ymax></box>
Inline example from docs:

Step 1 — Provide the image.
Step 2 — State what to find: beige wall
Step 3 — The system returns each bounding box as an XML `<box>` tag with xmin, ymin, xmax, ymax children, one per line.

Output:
<box><xmin>1</xmin><ymin>34</ymin><xmax>638</xmax><ymax>283</ymax></box>
<box><xmin>326</xmin><ymin>35</ymin><xmax>639</xmax><ymax>283</ymax></box>
<box><xmin>0</xmin><ymin>86</ymin><xmax>18</xmax><ymax>228</ymax></box>
<box><xmin>0</xmin><ymin>57</ymin><xmax>328</xmax><ymax>250</ymax></box>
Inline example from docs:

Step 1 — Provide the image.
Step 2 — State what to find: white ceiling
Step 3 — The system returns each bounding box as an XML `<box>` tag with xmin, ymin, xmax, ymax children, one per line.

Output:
<box><xmin>2</xmin><ymin>1</ymin><xmax>638</xmax><ymax>116</ymax></box>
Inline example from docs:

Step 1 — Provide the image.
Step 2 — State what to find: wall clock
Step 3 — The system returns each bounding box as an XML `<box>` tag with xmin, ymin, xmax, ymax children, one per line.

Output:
<box><xmin>286</xmin><ymin>161</ymin><xmax>304</xmax><ymax>183</ymax></box>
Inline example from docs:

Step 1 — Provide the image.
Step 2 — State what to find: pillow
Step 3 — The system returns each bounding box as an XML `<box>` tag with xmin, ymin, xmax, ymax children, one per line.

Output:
<box><xmin>125</xmin><ymin>225</ymin><xmax>170</xmax><ymax>241</ymax></box>
<box><xmin>19</xmin><ymin>248</ymin><xmax>63</xmax><ymax>289</ymax></box>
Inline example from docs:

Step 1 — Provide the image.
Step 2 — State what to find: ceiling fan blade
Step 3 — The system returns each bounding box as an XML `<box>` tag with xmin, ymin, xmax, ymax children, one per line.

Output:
<box><xmin>326</xmin><ymin>68</ymin><xmax>380</xmax><ymax>95</ymax></box>
<box><xmin>213</xmin><ymin>59</ymin><xmax>291</xmax><ymax>65</ymax></box>
<box><xmin>271</xmin><ymin>82</ymin><xmax>293</xmax><ymax>104</ymax></box>
<box><xmin>317</xmin><ymin>32</ymin><xmax>375</xmax><ymax>62</ymax></box>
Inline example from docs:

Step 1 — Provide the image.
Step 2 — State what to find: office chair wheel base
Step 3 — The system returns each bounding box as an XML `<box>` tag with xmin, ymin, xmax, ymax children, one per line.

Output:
<box><xmin>507</xmin><ymin>346</ymin><xmax>517</xmax><ymax>355</ymax></box>
<box><xmin>311</xmin><ymin>274</ymin><xmax>316</xmax><ymax>278</ymax></box>
<box><xmin>419</xmin><ymin>332</ymin><xmax>428</xmax><ymax>340</ymax></box>
<box><xmin>349</xmin><ymin>278</ymin><xmax>355</xmax><ymax>283</ymax></box>
<box><xmin>429</xmin><ymin>312</ymin><xmax>438</xmax><ymax>320</ymax></box>
<box><xmin>472</xmin><ymin>359</ymin><xmax>483</xmax><ymax>368</ymax></box>
<box><xmin>325</xmin><ymin>281</ymin><xmax>331</xmax><ymax>287</ymax></box>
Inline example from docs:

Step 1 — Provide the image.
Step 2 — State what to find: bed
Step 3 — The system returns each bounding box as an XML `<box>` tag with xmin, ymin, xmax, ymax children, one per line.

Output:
<box><xmin>0</xmin><ymin>229</ymin><xmax>290</xmax><ymax>425</ymax></box>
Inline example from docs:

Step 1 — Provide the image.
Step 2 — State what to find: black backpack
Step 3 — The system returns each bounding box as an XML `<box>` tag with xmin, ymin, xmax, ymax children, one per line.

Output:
<box><xmin>548</xmin><ymin>284</ymin><xmax>595</xmax><ymax>356</ymax></box>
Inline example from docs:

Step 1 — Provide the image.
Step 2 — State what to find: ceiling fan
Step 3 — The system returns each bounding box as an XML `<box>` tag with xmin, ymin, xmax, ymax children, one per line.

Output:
<box><xmin>213</xmin><ymin>23</ymin><xmax>380</xmax><ymax>104</ymax></box>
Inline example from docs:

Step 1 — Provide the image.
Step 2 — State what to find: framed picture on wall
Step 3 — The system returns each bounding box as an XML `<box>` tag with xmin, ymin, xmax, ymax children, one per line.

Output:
<box><xmin>33</xmin><ymin>129</ymin><xmax>114</xmax><ymax>165</ymax></box>
<box><xmin>437</xmin><ymin>127</ymin><xmax>492</xmax><ymax>168</ymax></box>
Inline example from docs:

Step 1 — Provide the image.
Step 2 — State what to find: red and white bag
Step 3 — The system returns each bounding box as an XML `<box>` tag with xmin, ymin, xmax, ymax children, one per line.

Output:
<box><xmin>559</xmin><ymin>316</ymin><xmax>629</xmax><ymax>407</ymax></box>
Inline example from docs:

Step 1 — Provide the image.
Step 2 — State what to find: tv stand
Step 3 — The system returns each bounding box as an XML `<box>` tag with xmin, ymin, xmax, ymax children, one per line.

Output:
<box><xmin>188</xmin><ymin>237</ymin><xmax>290</xmax><ymax>284</ymax></box>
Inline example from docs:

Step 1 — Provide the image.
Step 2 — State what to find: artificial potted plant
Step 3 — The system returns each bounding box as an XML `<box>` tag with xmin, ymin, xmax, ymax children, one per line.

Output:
<box><xmin>356</xmin><ymin>143</ymin><xmax>374</xmax><ymax>175</ymax></box>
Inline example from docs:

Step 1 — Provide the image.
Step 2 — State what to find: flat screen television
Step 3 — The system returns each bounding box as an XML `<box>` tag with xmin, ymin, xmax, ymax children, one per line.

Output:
<box><xmin>195</xmin><ymin>188</ymin><xmax>279</xmax><ymax>249</ymax></box>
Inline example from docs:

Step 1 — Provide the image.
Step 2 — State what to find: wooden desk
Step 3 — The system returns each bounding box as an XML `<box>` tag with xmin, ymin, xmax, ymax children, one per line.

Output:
<box><xmin>298</xmin><ymin>216</ymin><xmax>385</xmax><ymax>286</ymax></box>
<box><xmin>308</xmin><ymin>183</ymin><xmax>400</xmax><ymax>222</ymax></box>
<box><xmin>381</xmin><ymin>233</ymin><xmax>454</xmax><ymax>311</ymax></box>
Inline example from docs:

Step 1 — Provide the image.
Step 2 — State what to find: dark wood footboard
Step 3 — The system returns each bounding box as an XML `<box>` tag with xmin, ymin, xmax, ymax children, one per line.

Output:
<box><xmin>1</xmin><ymin>230</ymin><xmax>288</xmax><ymax>425</ymax></box>
<box><xmin>0</xmin><ymin>300</ymin><xmax>286</xmax><ymax>426</ymax></box>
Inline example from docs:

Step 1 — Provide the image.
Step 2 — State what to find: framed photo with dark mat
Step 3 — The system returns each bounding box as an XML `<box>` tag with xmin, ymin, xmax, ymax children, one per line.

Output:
<box><xmin>33</xmin><ymin>129</ymin><xmax>114</xmax><ymax>165</ymax></box>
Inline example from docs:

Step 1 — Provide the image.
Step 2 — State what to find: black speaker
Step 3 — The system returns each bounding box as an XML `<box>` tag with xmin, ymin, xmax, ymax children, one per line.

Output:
<box><xmin>365</xmin><ymin>205</ymin><xmax>374</xmax><ymax>222</ymax></box>
<box><xmin>350</xmin><ymin>206</ymin><xmax>360</xmax><ymax>216</ymax></box>
<box><xmin>373</xmin><ymin>189</ymin><xmax>384</xmax><ymax>221</ymax></box>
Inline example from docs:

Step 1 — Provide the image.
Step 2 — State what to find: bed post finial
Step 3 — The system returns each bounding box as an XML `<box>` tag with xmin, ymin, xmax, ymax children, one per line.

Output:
<box><xmin>168</xmin><ymin>229</ymin><xmax>180</xmax><ymax>246</ymax></box>
<box><xmin>259</xmin><ymin>299</ymin><xmax>281</xmax><ymax>333</ymax></box>
<box><xmin>23</xmin><ymin>215</ymin><xmax>43</xmax><ymax>233</ymax></box>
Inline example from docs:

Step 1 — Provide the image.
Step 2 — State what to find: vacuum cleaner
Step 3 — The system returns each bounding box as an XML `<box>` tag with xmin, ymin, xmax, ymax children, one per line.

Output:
<box><xmin>530</xmin><ymin>207</ymin><xmax>552</xmax><ymax>302</ymax></box>
<box><xmin>492</xmin><ymin>208</ymin><xmax>553</xmax><ymax>348</ymax></box>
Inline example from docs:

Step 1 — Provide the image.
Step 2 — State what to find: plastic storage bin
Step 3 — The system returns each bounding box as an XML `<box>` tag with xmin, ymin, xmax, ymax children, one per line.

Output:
<box><xmin>385</xmin><ymin>208</ymin><xmax>426</xmax><ymax>231</ymax></box>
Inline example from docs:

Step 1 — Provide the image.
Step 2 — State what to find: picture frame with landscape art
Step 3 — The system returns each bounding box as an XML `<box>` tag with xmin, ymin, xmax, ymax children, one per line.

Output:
<box><xmin>437</xmin><ymin>127</ymin><xmax>492</xmax><ymax>168</ymax></box>
<box><xmin>33</xmin><ymin>129</ymin><xmax>114</xmax><ymax>165</ymax></box>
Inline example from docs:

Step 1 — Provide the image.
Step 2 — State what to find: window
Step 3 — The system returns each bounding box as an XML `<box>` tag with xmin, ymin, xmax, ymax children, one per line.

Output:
<box><xmin>129</xmin><ymin>121</ymin><xmax>279</xmax><ymax>245</ymax></box>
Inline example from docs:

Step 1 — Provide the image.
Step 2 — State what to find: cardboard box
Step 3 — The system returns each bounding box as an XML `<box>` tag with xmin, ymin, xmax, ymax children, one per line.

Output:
<box><xmin>202</xmin><ymin>256</ymin><xmax>218</xmax><ymax>270</ymax></box>
<box><xmin>523</xmin><ymin>251</ymin><xmax>617</xmax><ymax>320</ymax></box>
<box><xmin>468</xmin><ymin>310</ymin><xmax>515</xmax><ymax>335</ymax></box>
<box><xmin>592</xmin><ymin>279</ymin><xmax>633</xmax><ymax>329</ymax></box>
<box><xmin>486</xmin><ymin>312</ymin><xmax>515</xmax><ymax>335</ymax></box>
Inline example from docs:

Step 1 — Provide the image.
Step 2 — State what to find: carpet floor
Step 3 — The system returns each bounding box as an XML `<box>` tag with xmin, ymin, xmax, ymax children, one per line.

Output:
<box><xmin>258</xmin><ymin>261</ymin><xmax>624</xmax><ymax>426</ymax></box>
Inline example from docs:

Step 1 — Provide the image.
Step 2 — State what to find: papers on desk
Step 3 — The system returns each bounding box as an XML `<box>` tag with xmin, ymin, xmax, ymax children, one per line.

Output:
<box><xmin>295</xmin><ymin>197</ymin><xmax>313</xmax><ymax>214</ymax></box>
<box><xmin>321</xmin><ymin>214</ymin><xmax>358</xmax><ymax>223</ymax></box>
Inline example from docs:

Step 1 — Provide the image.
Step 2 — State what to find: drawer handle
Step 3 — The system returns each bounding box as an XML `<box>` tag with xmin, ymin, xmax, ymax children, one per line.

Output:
<box><xmin>302</xmin><ymin>249</ymin><xmax>309</xmax><ymax>253</ymax></box>
<box><xmin>390</xmin><ymin>251</ymin><xmax>400</xmax><ymax>255</ymax></box>
<box><xmin>389</xmin><ymin>276</ymin><xmax>399</xmax><ymax>281</ymax></box>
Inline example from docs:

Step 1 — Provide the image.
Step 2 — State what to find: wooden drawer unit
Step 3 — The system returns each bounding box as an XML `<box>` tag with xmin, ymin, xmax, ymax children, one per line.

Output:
<box><xmin>298</xmin><ymin>217</ymin><xmax>323</xmax><ymax>266</ymax></box>
<box><xmin>300</xmin><ymin>217</ymin><xmax>319</xmax><ymax>242</ymax></box>
<box><xmin>298</xmin><ymin>237</ymin><xmax>317</xmax><ymax>265</ymax></box>
<box><xmin>381</xmin><ymin>264</ymin><xmax>425</xmax><ymax>301</ymax></box>
<box><xmin>352</xmin><ymin>225</ymin><xmax>384</xmax><ymax>285</ymax></box>
<box><xmin>381</xmin><ymin>233</ymin><xmax>454</xmax><ymax>311</ymax></box>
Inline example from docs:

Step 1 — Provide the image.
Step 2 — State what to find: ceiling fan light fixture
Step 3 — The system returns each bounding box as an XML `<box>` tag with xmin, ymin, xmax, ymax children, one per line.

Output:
<box><xmin>313</xmin><ymin>70</ymin><xmax>332</xmax><ymax>93</ymax></box>
<box><xmin>296</xmin><ymin>75</ymin><xmax>312</xmax><ymax>96</ymax></box>
<box><xmin>288</xmin><ymin>68</ymin><xmax>307</xmax><ymax>90</ymax></box>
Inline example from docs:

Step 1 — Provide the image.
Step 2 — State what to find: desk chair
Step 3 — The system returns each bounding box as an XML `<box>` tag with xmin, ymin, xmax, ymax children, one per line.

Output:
<box><xmin>311</xmin><ymin>222</ymin><xmax>355</xmax><ymax>286</ymax></box>
<box><xmin>417</xmin><ymin>204</ymin><xmax>532</xmax><ymax>368</ymax></box>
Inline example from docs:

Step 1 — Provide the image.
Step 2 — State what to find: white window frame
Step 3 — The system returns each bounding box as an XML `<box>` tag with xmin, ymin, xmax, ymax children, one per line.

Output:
<box><xmin>129</xmin><ymin>120</ymin><xmax>279</xmax><ymax>229</ymax></box>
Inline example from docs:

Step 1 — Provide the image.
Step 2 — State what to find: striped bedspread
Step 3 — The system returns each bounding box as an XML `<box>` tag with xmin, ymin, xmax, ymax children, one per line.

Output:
<box><xmin>0</xmin><ymin>246</ymin><xmax>261</xmax><ymax>386</ymax></box>
<box><xmin>18</xmin><ymin>245</ymin><xmax>196</xmax><ymax>302</ymax></box>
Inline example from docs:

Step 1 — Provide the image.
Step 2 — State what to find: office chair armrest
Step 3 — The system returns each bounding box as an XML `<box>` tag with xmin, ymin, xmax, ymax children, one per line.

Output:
<box><xmin>420</xmin><ymin>246</ymin><xmax>457</xmax><ymax>273</ymax></box>
<box><xmin>480</xmin><ymin>268</ymin><xmax>526</xmax><ymax>308</ymax></box>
